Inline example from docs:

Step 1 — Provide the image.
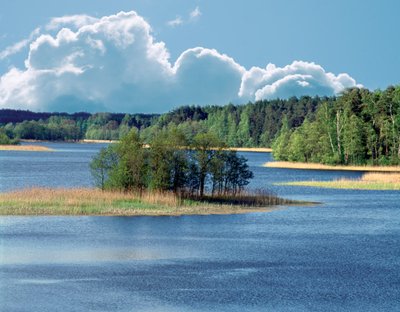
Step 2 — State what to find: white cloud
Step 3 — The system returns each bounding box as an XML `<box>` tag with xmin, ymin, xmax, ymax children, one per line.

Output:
<box><xmin>189</xmin><ymin>6</ymin><xmax>202</xmax><ymax>20</ymax></box>
<box><xmin>173</xmin><ymin>47</ymin><xmax>245</xmax><ymax>105</ymax></box>
<box><xmin>167</xmin><ymin>16</ymin><xmax>183</xmax><ymax>27</ymax></box>
<box><xmin>0</xmin><ymin>11</ymin><xmax>360</xmax><ymax>113</ymax></box>
<box><xmin>239</xmin><ymin>61</ymin><xmax>362</xmax><ymax>101</ymax></box>
<box><xmin>46</xmin><ymin>15</ymin><xmax>99</xmax><ymax>31</ymax></box>
<box><xmin>0</xmin><ymin>28</ymin><xmax>41</xmax><ymax>60</ymax></box>
<box><xmin>167</xmin><ymin>6</ymin><xmax>201</xmax><ymax>27</ymax></box>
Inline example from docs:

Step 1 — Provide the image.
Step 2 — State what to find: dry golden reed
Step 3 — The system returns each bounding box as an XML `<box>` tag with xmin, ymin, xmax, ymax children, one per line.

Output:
<box><xmin>280</xmin><ymin>172</ymin><xmax>400</xmax><ymax>190</ymax></box>
<box><xmin>0</xmin><ymin>187</ymin><xmax>293</xmax><ymax>216</ymax></box>
<box><xmin>265</xmin><ymin>161</ymin><xmax>400</xmax><ymax>172</ymax></box>
<box><xmin>361</xmin><ymin>172</ymin><xmax>400</xmax><ymax>183</ymax></box>
<box><xmin>0</xmin><ymin>145</ymin><xmax>53</xmax><ymax>152</ymax></box>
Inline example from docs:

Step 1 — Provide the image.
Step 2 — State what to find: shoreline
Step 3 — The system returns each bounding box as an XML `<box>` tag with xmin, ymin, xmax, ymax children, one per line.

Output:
<box><xmin>264</xmin><ymin>161</ymin><xmax>400</xmax><ymax>172</ymax></box>
<box><xmin>0</xmin><ymin>145</ymin><xmax>54</xmax><ymax>152</ymax></box>
<box><xmin>23</xmin><ymin>139</ymin><xmax>273</xmax><ymax>153</ymax></box>
<box><xmin>0</xmin><ymin>187</ymin><xmax>310</xmax><ymax>216</ymax></box>
<box><xmin>223</xmin><ymin>147</ymin><xmax>272</xmax><ymax>153</ymax></box>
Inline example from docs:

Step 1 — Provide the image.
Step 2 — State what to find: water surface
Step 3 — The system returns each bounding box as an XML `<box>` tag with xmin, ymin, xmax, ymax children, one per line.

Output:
<box><xmin>1</xmin><ymin>143</ymin><xmax>399</xmax><ymax>311</ymax></box>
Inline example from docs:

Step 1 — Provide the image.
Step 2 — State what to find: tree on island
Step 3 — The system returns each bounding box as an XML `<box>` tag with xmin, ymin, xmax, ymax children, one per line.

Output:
<box><xmin>90</xmin><ymin>128</ymin><xmax>253</xmax><ymax>198</ymax></box>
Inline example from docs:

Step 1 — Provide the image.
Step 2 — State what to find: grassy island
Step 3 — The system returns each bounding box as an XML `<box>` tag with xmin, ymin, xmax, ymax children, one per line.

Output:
<box><xmin>278</xmin><ymin>173</ymin><xmax>400</xmax><ymax>191</ymax></box>
<box><xmin>0</xmin><ymin>188</ymin><xmax>303</xmax><ymax>216</ymax></box>
<box><xmin>264</xmin><ymin>161</ymin><xmax>400</xmax><ymax>172</ymax></box>
<box><xmin>0</xmin><ymin>128</ymin><xmax>303</xmax><ymax>216</ymax></box>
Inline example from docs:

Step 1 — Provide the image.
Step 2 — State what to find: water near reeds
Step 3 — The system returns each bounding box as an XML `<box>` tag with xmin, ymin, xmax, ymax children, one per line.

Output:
<box><xmin>1</xmin><ymin>143</ymin><xmax>400</xmax><ymax>311</ymax></box>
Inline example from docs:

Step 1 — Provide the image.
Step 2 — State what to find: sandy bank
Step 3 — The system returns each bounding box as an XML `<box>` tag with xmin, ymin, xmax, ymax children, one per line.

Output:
<box><xmin>0</xmin><ymin>145</ymin><xmax>54</xmax><ymax>152</ymax></box>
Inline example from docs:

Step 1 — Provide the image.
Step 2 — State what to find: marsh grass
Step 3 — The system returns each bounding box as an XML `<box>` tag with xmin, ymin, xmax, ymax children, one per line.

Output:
<box><xmin>0</xmin><ymin>145</ymin><xmax>53</xmax><ymax>152</ymax></box>
<box><xmin>0</xmin><ymin>187</ymin><xmax>302</xmax><ymax>216</ymax></box>
<box><xmin>264</xmin><ymin>161</ymin><xmax>400</xmax><ymax>172</ymax></box>
<box><xmin>186</xmin><ymin>190</ymin><xmax>298</xmax><ymax>206</ymax></box>
<box><xmin>279</xmin><ymin>173</ymin><xmax>400</xmax><ymax>190</ymax></box>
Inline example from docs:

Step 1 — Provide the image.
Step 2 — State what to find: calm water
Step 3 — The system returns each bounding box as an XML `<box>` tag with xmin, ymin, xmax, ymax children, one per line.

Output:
<box><xmin>1</xmin><ymin>143</ymin><xmax>399</xmax><ymax>311</ymax></box>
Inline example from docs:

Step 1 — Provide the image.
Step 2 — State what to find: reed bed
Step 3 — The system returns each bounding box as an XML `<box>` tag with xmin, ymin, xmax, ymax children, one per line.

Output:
<box><xmin>0</xmin><ymin>145</ymin><xmax>53</xmax><ymax>152</ymax></box>
<box><xmin>279</xmin><ymin>172</ymin><xmax>400</xmax><ymax>190</ymax></box>
<box><xmin>361</xmin><ymin>172</ymin><xmax>400</xmax><ymax>183</ymax></box>
<box><xmin>0</xmin><ymin>187</ymin><xmax>303</xmax><ymax>216</ymax></box>
<box><xmin>264</xmin><ymin>161</ymin><xmax>400</xmax><ymax>172</ymax></box>
<box><xmin>187</xmin><ymin>190</ymin><xmax>298</xmax><ymax>206</ymax></box>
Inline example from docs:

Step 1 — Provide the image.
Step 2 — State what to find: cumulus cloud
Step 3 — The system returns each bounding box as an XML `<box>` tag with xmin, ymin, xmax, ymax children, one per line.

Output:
<box><xmin>46</xmin><ymin>15</ymin><xmax>99</xmax><ymax>31</ymax></box>
<box><xmin>173</xmin><ymin>48</ymin><xmax>245</xmax><ymax>105</ymax></box>
<box><xmin>0</xmin><ymin>11</ymin><xmax>360</xmax><ymax>113</ymax></box>
<box><xmin>239</xmin><ymin>61</ymin><xmax>362</xmax><ymax>101</ymax></box>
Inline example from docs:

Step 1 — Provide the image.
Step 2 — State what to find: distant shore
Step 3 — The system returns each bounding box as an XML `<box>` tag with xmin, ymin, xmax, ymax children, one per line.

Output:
<box><xmin>0</xmin><ymin>145</ymin><xmax>53</xmax><ymax>152</ymax></box>
<box><xmin>224</xmin><ymin>147</ymin><xmax>272</xmax><ymax>153</ymax></box>
<box><xmin>21</xmin><ymin>139</ymin><xmax>273</xmax><ymax>153</ymax></box>
<box><xmin>81</xmin><ymin>139</ymin><xmax>119</xmax><ymax>143</ymax></box>
<box><xmin>0</xmin><ymin>188</ymin><xmax>308</xmax><ymax>216</ymax></box>
<box><xmin>264</xmin><ymin>161</ymin><xmax>400</xmax><ymax>172</ymax></box>
<box><xmin>82</xmin><ymin>140</ymin><xmax>273</xmax><ymax>152</ymax></box>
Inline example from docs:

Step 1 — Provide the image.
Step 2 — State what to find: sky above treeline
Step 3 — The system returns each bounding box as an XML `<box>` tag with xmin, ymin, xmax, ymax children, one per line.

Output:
<box><xmin>0</xmin><ymin>0</ymin><xmax>398</xmax><ymax>113</ymax></box>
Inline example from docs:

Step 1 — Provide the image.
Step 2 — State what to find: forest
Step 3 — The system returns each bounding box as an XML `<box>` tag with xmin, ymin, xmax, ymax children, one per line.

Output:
<box><xmin>1</xmin><ymin>85</ymin><xmax>399</xmax><ymax>165</ymax></box>
<box><xmin>0</xmin><ymin>96</ymin><xmax>321</xmax><ymax>144</ymax></box>
<box><xmin>273</xmin><ymin>86</ymin><xmax>400</xmax><ymax>165</ymax></box>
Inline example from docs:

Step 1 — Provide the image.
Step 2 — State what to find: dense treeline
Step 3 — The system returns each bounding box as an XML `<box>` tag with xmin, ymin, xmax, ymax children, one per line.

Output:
<box><xmin>1</xmin><ymin>96</ymin><xmax>321</xmax><ymax>145</ymax></box>
<box><xmin>1</xmin><ymin>85</ymin><xmax>399</xmax><ymax>167</ymax></box>
<box><xmin>0</xmin><ymin>109</ymin><xmax>91</xmax><ymax>124</ymax></box>
<box><xmin>273</xmin><ymin>86</ymin><xmax>400</xmax><ymax>165</ymax></box>
<box><xmin>0</xmin><ymin>112</ymin><xmax>158</xmax><ymax>141</ymax></box>
<box><xmin>141</xmin><ymin>96</ymin><xmax>321</xmax><ymax>147</ymax></box>
<box><xmin>0</xmin><ymin>96</ymin><xmax>319</xmax><ymax>144</ymax></box>
<box><xmin>90</xmin><ymin>128</ymin><xmax>253</xmax><ymax>196</ymax></box>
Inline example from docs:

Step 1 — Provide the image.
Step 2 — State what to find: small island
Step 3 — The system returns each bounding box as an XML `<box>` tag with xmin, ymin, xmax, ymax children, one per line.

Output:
<box><xmin>0</xmin><ymin>129</ymin><xmax>305</xmax><ymax>216</ymax></box>
<box><xmin>278</xmin><ymin>172</ymin><xmax>400</xmax><ymax>191</ymax></box>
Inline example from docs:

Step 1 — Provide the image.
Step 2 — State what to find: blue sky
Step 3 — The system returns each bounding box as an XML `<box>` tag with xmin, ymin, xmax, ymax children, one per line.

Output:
<box><xmin>0</xmin><ymin>0</ymin><xmax>398</xmax><ymax>113</ymax></box>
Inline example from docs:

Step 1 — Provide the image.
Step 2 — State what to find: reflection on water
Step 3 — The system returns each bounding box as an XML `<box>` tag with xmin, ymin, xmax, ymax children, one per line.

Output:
<box><xmin>1</xmin><ymin>143</ymin><xmax>400</xmax><ymax>311</ymax></box>
<box><xmin>1</xmin><ymin>246</ymin><xmax>168</xmax><ymax>265</ymax></box>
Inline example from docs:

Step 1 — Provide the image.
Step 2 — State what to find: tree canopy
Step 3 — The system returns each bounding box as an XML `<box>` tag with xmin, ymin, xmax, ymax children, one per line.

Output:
<box><xmin>90</xmin><ymin>128</ymin><xmax>253</xmax><ymax>196</ymax></box>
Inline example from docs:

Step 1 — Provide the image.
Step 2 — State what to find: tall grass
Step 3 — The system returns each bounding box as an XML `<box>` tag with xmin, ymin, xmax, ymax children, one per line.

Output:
<box><xmin>0</xmin><ymin>187</ymin><xmax>303</xmax><ymax>216</ymax></box>
<box><xmin>279</xmin><ymin>172</ymin><xmax>400</xmax><ymax>190</ymax></box>
<box><xmin>265</xmin><ymin>161</ymin><xmax>400</xmax><ymax>172</ymax></box>
<box><xmin>361</xmin><ymin>172</ymin><xmax>400</xmax><ymax>183</ymax></box>
<box><xmin>185</xmin><ymin>189</ymin><xmax>297</xmax><ymax>206</ymax></box>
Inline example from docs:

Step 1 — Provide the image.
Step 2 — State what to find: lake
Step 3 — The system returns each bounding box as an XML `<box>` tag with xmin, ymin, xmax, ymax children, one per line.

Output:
<box><xmin>1</xmin><ymin>143</ymin><xmax>399</xmax><ymax>311</ymax></box>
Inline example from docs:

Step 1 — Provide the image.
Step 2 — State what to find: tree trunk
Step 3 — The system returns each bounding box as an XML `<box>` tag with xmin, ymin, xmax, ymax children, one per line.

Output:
<box><xmin>336</xmin><ymin>111</ymin><xmax>342</xmax><ymax>160</ymax></box>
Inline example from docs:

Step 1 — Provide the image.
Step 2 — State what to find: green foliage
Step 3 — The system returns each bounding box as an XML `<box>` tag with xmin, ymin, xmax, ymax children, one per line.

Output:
<box><xmin>3</xmin><ymin>84</ymin><xmax>400</xmax><ymax>167</ymax></box>
<box><xmin>90</xmin><ymin>129</ymin><xmax>254</xmax><ymax>197</ymax></box>
<box><xmin>272</xmin><ymin>116</ymin><xmax>291</xmax><ymax>161</ymax></box>
<box><xmin>273</xmin><ymin>86</ymin><xmax>400</xmax><ymax>166</ymax></box>
<box><xmin>89</xmin><ymin>146</ymin><xmax>119</xmax><ymax>190</ymax></box>
<box><xmin>0</xmin><ymin>128</ymin><xmax>19</xmax><ymax>145</ymax></box>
